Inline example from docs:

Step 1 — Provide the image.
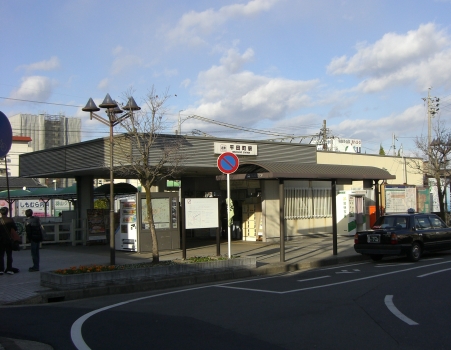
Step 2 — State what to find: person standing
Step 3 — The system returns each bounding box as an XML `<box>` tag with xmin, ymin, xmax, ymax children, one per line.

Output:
<box><xmin>0</xmin><ymin>207</ymin><xmax>17</xmax><ymax>275</ymax></box>
<box><xmin>25</xmin><ymin>209</ymin><xmax>43</xmax><ymax>272</ymax></box>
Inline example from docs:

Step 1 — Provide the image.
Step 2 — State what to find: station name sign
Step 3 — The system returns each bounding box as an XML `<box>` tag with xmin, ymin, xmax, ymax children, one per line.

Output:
<box><xmin>214</xmin><ymin>142</ymin><xmax>258</xmax><ymax>155</ymax></box>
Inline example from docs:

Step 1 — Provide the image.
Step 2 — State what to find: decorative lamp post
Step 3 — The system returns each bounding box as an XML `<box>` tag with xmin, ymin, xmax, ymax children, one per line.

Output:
<box><xmin>82</xmin><ymin>94</ymin><xmax>140</xmax><ymax>265</ymax></box>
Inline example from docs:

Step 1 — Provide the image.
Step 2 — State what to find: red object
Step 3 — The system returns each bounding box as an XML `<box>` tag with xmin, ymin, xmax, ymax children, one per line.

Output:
<box><xmin>390</xmin><ymin>233</ymin><xmax>398</xmax><ymax>244</ymax></box>
<box><xmin>217</xmin><ymin>152</ymin><xmax>239</xmax><ymax>174</ymax></box>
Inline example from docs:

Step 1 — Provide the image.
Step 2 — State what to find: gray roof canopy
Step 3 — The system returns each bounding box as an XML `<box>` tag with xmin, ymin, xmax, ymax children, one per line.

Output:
<box><xmin>0</xmin><ymin>177</ymin><xmax>44</xmax><ymax>191</ymax></box>
<box><xmin>17</xmin><ymin>134</ymin><xmax>396</xmax><ymax>182</ymax></box>
<box><xmin>217</xmin><ymin>161</ymin><xmax>396</xmax><ymax>181</ymax></box>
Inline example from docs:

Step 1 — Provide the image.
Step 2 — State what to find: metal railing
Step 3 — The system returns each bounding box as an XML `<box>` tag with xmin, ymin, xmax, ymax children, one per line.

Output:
<box><xmin>17</xmin><ymin>218</ymin><xmax>88</xmax><ymax>248</ymax></box>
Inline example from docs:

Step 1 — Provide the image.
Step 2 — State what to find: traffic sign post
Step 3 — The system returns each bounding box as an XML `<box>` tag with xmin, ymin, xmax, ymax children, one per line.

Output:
<box><xmin>217</xmin><ymin>152</ymin><xmax>239</xmax><ymax>258</ymax></box>
<box><xmin>217</xmin><ymin>152</ymin><xmax>239</xmax><ymax>174</ymax></box>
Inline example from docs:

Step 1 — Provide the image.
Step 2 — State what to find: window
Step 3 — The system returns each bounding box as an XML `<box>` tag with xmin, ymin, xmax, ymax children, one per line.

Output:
<box><xmin>285</xmin><ymin>188</ymin><xmax>332</xmax><ymax>219</ymax></box>
<box><xmin>375</xmin><ymin>216</ymin><xmax>407</xmax><ymax>229</ymax></box>
<box><xmin>415</xmin><ymin>217</ymin><xmax>431</xmax><ymax>229</ymax></box>
<box><xmin>429</xmin><ymin>216</ymin><xmax>446</xmax><ymax>229</ymax></box>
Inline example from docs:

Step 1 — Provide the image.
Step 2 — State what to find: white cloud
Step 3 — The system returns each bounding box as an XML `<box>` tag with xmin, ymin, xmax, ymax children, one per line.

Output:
<box><xmin>188</xmin><ymin>48</ymin><xmax>319</xmax><ymax>127</ymax></box>
<box><xmin>9</xmin><ymin>76</ymin><xmax>55</xmax><ymax>101</ymax></box>
<box><xmin>111</xmin><ymin>54</ymin><xmax>142</xmax><ymax>75</ymax></box>
<box><xmin>153</xmin><ymin>68</ymin><xmax>178</xmax><ymax>78</ymax></box>
<box><xmin>167</xmin><ymin>0</ymin><xmax>280</xmax><ymax>46</ymax></box>
<box><xmin>113</xmin><ymin>46</ymin><xmax>124</xmax><ymax>55</ymax></box>
<box><xmin>220</xmin><ymin>47</ymin><xmax>254</xmax><ymax>73</ymax></box>
<box><xmin>328</xmin><ymin>24</ymin><xmax>448</xmax><ymax>76</ymax></box>
<box><xmin>97</xmin><ymin>78</ymin><xmax>110</xmax><ymax>90</ymax></box>
<box><xmin>17</xmin><ymin>56</ymin><xmax>61</xmax><ymax>72</ymax></box>
<box><xmin>181</xmin><ymin>79</ymin><xmax>191</xmax><ymax>88</ymax></box>
<box><xmin>327</xmin><ymin>23</ymin><xmax>451</xmax><ymax>92</ymax></box>
<box><xmin>331</xmin><ymin>104</ymin><xmax>425</xmax><ymax>150</ymax></box>
<box><xmin>354</xmin><ymin>48</ymin><xmax>451</xmax><ymax>93</ymax></box>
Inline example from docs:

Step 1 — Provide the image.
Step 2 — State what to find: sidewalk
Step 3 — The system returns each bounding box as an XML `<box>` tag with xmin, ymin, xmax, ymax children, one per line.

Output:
<box><xmin>0</xmin><ymin>234</ymin><xmax>365</xmax><ymax>306</ymax></box>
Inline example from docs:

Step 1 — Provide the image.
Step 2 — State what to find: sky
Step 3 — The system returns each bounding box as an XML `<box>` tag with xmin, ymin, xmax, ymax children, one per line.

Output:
<box><xmin>2</xmin><ymin>0</ymin><xmax>451</xmax><ymax>156</ymax></box>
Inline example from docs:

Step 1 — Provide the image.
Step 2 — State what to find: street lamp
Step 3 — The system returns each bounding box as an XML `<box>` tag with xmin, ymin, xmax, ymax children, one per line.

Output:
<box><xmin>82</xmin><ymin>93</ymin><xmax>140</xmax><ymax>265</ymax></box>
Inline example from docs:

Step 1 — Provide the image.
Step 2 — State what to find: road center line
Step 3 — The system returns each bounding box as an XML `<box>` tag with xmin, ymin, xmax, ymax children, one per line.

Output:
<box><xmin>384</xmin><ymin>295</ymin><xmax>418</xmax><ymax>325</ymax></box>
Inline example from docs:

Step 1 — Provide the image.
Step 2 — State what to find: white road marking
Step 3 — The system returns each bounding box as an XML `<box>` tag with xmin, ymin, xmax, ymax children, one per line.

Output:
<box><xmin>319</xmin><ymin>262</ymin><xmax>370</xmax><ymax>271</ymax></box>
<box><xmin>216</xmin><ymin>260</ymin><xmax>451</xmax><ymax>294</ymax></box>
<box><xmin>72</xmin><ymin>259</ymin><xmax>451</xmax><ymax>348</ymax></box>
<box><xmin>297</xmin><ymin>276</ymin><xmax>331</xmax><ymax>282</ymax></box>
<box><xmin>336</xmin><ymin>269</ymin><xmax>360</xmax><ymax>274</ymax></box>
<box><xmin>384</xmin><ymin>295</ymin><xmax>418</xmax><ymax>325</ymax></box>
<box><xmin>71</xmin><ymin>285</ymin><xmax>212</xmax><ymax>350</ymax></box>
<box><xmin>375</xmin><ymin>263</ymin><xmax>414</xmax><ymax>267</ymax></box>
<box><xmin>217</xmin><ymin>285</ymin><xmax>283</xmax><ymax>293</ymax></box>
<box><xmin>418</xmin><ymin>267</ymin><xmax>451</xmax><ymax>278</ymax></box>
<box><xmin>218</xmin><ymin>274</ymin><xmax>289</xmax><ymax>286</ymax></box>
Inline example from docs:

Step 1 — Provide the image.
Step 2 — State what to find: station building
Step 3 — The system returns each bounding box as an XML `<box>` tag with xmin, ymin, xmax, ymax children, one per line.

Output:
<box><xmin>17</xmin><ymin>134</ymin><xmax>422</xmax><ymax>251</ymax></box>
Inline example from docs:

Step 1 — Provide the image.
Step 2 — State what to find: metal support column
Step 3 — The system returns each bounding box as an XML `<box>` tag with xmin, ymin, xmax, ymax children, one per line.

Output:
<box><xmin>279</xmin><ymin>179</ymin><xmax>285</xmax><ymax>262</ymax></box>
<box><xmin>332</xmin><ymin>179</ymin><xmax>338</xmax><ymax>255</ymax></box>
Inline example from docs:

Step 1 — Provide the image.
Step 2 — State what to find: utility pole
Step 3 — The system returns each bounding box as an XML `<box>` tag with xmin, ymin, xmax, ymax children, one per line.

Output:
<box><xmin>392</xmin><ymin>133</ymin><xmax>397</xmax><ymax>156</ymax></box>
<box><xmin>321</xmin><ymin>120</ymin><xmax>329</xmax><ymax>150</ymax></box>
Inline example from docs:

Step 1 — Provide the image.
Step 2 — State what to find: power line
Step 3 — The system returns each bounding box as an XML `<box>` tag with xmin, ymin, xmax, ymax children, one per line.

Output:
<box><xmin>0</xmin><ymin>96</ymin><xmax>82</xmax><ymax>108</ymax></box>
<box><xmin>1</xmin><ymin>95</ymin><xmax>323</xmax><ymax>139</ymax></box>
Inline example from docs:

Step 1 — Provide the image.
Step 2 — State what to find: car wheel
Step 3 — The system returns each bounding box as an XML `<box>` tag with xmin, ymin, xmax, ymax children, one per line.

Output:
<box><xmin>408</xmin><ymin>242</ymin><xmax>422</xmax><ymax>262</ymax></box>
<box><xmin>370</xmin><ymin>254</ymin><xmax>383</xmax><ymax>261</ymax></box>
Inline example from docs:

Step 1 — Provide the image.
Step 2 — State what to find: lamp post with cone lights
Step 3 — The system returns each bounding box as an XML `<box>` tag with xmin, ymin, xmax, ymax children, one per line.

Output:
<box><xmin>82</xmin><ymin>94</ymin><xmax>140</xmax><ymax>265</ymax></box>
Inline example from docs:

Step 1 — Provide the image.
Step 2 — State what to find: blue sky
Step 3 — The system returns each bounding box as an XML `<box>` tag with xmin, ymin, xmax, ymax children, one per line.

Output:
<box><xmin>1</xmin><ymin>0</ymin><xmax>451</xmax><ymax>155</ymax></box>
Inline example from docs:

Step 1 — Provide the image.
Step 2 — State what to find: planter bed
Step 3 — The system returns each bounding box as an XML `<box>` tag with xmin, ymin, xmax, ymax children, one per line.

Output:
<box><xmin>40</xmin><ymin>257</ymin><xmax>256</xmax><ymax>290</ymax></box>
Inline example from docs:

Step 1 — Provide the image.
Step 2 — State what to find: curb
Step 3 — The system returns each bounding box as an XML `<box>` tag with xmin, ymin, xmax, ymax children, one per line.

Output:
<box><xmin>5</xmin><ymin>254</ymin><xmax>370</xmax><ymax>306</ymax></box>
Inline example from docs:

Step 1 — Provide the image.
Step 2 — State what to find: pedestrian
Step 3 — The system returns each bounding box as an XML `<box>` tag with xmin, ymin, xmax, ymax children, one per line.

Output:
<box><xmin>25</xmin><ymin>209</ymin><xmax>43</xmax><ymax>272</ymax></box>
<box><xmin>0</xmin><ymin>207</ymin><xmax>17</xmax><ymax>275</ymax></box>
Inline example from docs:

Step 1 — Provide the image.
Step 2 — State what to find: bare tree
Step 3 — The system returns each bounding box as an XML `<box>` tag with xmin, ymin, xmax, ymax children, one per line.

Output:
<box><xmin>116</xmin><ymin>86</ymin><xmax>185</xmax><ymax>263</ymax></box>
<box><xmin>411</xmin><ymin>120</ymin><xmax>451</xmax><ymax>221</ymax></box>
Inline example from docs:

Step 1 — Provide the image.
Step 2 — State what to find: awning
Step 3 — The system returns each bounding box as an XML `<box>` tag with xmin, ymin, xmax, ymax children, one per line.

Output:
<box><xmin>94</xmin><ymin>183</ymin><xmax>138</xmax><ymax>197</ymax></box>
<box><xmin>216</xmin><ymin>161</ymin><xmax>396</xmax><ymax>181</ymax></box>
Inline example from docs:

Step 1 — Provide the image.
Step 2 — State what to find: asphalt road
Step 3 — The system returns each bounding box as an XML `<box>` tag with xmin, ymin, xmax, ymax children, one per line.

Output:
<box><xmin>3</xmin><ymin>253</ymin><xmax>451</xmax><ymax>349</ymax></box>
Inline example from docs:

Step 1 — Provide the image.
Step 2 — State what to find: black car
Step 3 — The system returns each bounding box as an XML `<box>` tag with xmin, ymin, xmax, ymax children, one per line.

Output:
<box><xmin>354</xmin><ymin>209</ymin><xmax>451</xmax><ymax>262</ymax></box>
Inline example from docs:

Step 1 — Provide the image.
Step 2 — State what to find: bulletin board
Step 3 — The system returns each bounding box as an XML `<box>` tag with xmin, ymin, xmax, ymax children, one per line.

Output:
<box><xmin>185</xmin><ymin>198</ymin><xmax>218</xmax><ymax>229</ymax></box>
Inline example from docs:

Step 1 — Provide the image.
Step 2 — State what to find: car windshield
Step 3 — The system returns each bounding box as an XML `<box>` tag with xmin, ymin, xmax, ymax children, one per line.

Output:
<box><xmin>372</xmin><ymin>216</ymin><xmax>407</xmax><ymax>230</ymax></box>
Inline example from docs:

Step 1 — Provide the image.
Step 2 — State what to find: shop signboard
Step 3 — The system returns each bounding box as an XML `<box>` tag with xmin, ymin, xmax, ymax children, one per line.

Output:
<box><xmin>87</xmin><ymin>209</ymin><xmax>108</xmax><ymax>240</ymax></box>
<box><xmin>17</xmin><ymin>199</ymin><xmax>47</xmax><ymax>217</ymax></box>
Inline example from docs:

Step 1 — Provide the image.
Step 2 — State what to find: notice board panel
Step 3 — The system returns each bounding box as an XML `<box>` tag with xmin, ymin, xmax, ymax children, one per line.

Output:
<box><xmin>185</xmin><ymin>198</ymin><xmax>218</xmax><ymax>229</ymax></box>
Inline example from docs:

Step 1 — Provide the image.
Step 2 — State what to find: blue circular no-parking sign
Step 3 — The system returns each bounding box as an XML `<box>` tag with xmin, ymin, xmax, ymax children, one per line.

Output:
<box><xmin>217</xmin><ymin>152</ymin><xmax>239</xmax><ymax>174</ymax></box>
<box><xmin>0</xmin><ymin>111</ymin><xmax>13</xmax><ymax>158</ymax></box>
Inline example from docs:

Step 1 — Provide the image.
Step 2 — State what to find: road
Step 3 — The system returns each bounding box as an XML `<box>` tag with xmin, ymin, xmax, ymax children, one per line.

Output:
<box><xmin>2</xmin><ymin>253</ymin><xmax>451</xmax><ymax>349</ymax></box>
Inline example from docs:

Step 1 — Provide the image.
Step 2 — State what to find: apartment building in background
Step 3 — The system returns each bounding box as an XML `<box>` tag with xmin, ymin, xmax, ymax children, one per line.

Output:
<box><xmin>6</xmin><ymin>113</ymin><xmax>82</xmax><ymax>188</ymax></box>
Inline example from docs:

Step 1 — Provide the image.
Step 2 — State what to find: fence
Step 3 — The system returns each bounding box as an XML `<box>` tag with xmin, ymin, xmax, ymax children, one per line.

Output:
<box><xmin>17</xmin><ymin>217</ymin><xmax>88</xmax><ymax>248</ymax></box>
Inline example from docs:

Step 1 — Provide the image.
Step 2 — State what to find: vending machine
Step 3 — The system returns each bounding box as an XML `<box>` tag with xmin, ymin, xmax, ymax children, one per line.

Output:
<box><xmin>115</xmin><ymin>198</ymin><xmax>137</xmax><ymax>251</ymax></box>
<box><xmin>336</xmin><ymin>190</ymin><xmax>368</xmax><ymax>236</ymax></box>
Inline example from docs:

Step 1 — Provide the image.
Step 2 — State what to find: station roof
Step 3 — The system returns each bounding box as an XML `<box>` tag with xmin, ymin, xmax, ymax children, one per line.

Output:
<box><xmin>17</xmin><ymin>135</ymin><xmax>396</xmax><ymax>182</ymax></box>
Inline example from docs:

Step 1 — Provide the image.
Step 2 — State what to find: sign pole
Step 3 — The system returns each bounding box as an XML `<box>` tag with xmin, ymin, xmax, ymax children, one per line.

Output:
<box><xmin>217</xmin><ymin>152</ymin><xmax>239</xmax><ymax>259</ymax></box>
<box><xmin>227</xmin><ymin>173</ymin><xmax>231</xmax><ymax>258</ymax></box>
